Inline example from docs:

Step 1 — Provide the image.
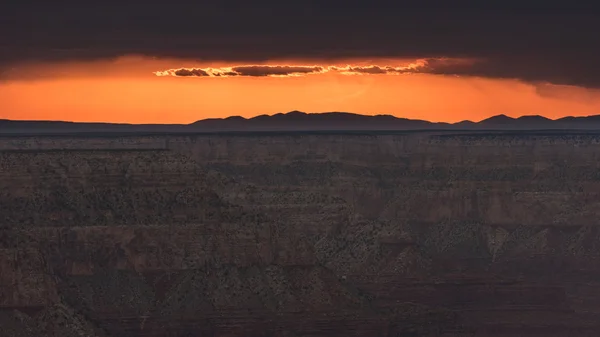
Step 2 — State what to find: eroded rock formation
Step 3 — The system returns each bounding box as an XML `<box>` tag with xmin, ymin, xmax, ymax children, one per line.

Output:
<box><xmin>2</xmin><ymin>132</ymin><xmax>600</xmax><ymax>336</ymax></box>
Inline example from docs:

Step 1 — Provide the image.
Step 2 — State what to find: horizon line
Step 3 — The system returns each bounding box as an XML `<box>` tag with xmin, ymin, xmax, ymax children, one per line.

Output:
<box><xmin>2</xmin><ymin>110</ymin><xmax>598</xmax><ymax>126</ymax></box>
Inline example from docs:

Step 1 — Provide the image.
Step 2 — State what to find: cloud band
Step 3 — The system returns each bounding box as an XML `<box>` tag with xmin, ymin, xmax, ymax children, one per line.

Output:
<box><xmin>154</xmin><ymin>58</ymin><xmax>477</xmax><ymax>78</ymax></box>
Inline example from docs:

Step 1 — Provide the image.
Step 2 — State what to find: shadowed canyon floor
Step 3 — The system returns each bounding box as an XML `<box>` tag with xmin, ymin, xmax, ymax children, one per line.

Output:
<box><xmin>2</xmin><ymin>131</ymin><xmax>600</xmax><ymax>336</ymax></box>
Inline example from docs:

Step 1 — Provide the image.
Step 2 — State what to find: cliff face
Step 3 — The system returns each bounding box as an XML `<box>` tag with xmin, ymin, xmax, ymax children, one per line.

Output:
<box><xmin>2</xmin><ymin>132</ymin><xmax>600</xmax><ymax>336</ymax></box>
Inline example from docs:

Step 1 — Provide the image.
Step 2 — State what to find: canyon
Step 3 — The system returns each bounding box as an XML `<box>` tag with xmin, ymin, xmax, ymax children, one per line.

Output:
<box><xmin>2</xmin><ymin>130</ymin><xmax>600</xmax><ymax>336</ymax></box>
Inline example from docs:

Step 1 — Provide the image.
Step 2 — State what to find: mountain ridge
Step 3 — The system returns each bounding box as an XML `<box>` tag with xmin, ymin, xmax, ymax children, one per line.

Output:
<box><xmin>2</xmin><ymin>111</ymin><xmax>600</xmax><ymax>133</ymax></box>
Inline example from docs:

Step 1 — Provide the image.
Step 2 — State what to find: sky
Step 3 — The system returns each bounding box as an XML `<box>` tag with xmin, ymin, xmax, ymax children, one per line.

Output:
<box><xmin>2</xmin><ymin>2</ymin><xmax>600</xmax><ymax>123</ymax></box>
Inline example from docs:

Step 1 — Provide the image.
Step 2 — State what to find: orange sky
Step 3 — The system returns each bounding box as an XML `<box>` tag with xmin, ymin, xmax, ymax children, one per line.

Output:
<box><xmin>2</xmin><ymin>55</ymin><xmax>600</xmax><ymax>123</ymax></box>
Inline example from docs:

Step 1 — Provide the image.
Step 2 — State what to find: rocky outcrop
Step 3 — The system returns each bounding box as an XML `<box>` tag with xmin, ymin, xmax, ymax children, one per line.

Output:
<box><xmin>2</xmin><ymin>132</ymin><xmax>600</xmax><ymax>336</ymax></box>
<box><xmin>169</xmin><ymin>133</ymin><xmax>600</xmax><ymax>336</ymax></box>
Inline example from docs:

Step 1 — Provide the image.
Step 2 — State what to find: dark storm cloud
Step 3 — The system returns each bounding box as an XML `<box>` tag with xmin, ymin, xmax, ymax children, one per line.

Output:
<box><xmin>222</xmin><ymin>71</ymin><xmax>239</xmax><ymax>77</ymax></box>
<box><xmin>342</xmin><ymin>66</ymin><xmax>391</xmax><ymax>75</ymax></box>
<box><xmin>336</xmin><ymin>59</ymin><xmax>480</xmax><ymax>75</ymax></box>
<box><xmin>173</xmin><ymin>68</ymin><xmax>209</xmax><ymax>77</ymax></box>
<box><xmin>411</xmin><ymin>58</ymin><xmax>479</xmax><ymax>74</ymax></box>
<box><xmin>2</xmin><ymin>2</ymin><xmax>600</xmax><ymax>87</ymax></box>
<box><xmin>231</xmin><ymin>66</ymin><xmax>324</xmax><ymax>77</ymax></box>
<box><xmin>154</xmin><ymin>59</ymin><xmax>480</xmax><ymax>78</ymax></box>
<box><xmin>155</xmin><ymin>65</ymin><xmax>324</xmax><ymax>77</ymax></box>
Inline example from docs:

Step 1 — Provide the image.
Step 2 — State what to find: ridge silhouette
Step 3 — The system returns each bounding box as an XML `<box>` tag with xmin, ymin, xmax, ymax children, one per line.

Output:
<box><xmin>3</xmin><ymin>111</ymin><xmax>600</xmax><ymax>133</ymax></box>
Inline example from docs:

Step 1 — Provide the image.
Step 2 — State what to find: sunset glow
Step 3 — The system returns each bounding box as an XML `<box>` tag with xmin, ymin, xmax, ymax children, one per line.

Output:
<box><xmin>3</xmin><ymin>56</ymin><xmax>600</xmax><ymax>124</ymax></box>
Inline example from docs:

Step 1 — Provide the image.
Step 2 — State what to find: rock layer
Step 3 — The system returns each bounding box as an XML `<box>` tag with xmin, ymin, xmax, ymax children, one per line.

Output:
<box><xmin>2</xmin><ymin>132</ymin><xmax>600</xmax><ymax>336</ymax></box>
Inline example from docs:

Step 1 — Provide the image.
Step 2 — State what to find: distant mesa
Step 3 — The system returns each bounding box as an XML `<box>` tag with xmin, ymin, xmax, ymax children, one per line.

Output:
<box><xmin>477</xmin><ymin>114</ymin><xmax>560</xmax><ymax>130</ymax></box>
<box><xmin>517</xmin><ymin>115</ymin><xmax>552</xmax><ymax>122</ymax></box>
<box><xmin>224</xmin><ymin>115</ymin><xmax>245</xmax><ymax>120</ymax></box>
<box><xmin>2</xmin><ymin>111</ymin><xmax>600</xmax><ymax>134</ymax></box>
<box><xmin>454</xmin><ymin>120</ymin><xmax>476</xmax><ymax>126</ymax></box>
<box><xmin>479</xmin><ymin>114</ymin><xmax>516</xmax><ymax>124</ymax></box>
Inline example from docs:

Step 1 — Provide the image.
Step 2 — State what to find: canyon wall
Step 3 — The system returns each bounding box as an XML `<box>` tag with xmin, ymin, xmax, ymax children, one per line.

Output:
<box><xmin>2</xmin><ymin>132</ymin><xmax>600</xmax><ymax>336</ymax></box>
